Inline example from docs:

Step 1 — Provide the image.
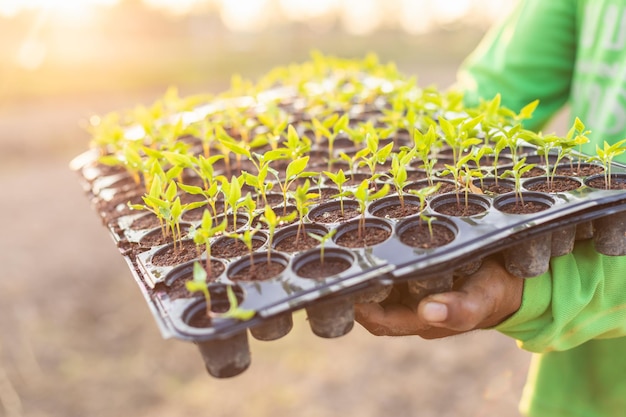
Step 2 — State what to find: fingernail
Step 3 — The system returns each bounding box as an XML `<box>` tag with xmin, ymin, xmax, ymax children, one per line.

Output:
<box><xmin>422</xmin><ymin>302</ymin><xmax>448</xmax><ymax>323</ymax></box>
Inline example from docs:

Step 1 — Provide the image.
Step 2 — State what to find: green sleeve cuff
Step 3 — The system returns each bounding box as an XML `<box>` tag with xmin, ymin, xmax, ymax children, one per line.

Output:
<box><xmin>494</xmin><ymin>271</ymin><xmax>553</xmax><ymax>350</ymax></box>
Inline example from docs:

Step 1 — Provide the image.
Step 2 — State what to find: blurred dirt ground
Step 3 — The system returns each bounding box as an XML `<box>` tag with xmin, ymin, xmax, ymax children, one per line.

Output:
<box><xmin>0</xmin><ymin>65</ymin><xmax>532</xmax><ymax>417</ymax></box>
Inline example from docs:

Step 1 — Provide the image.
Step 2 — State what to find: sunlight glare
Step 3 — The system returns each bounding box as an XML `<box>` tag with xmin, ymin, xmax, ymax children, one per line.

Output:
<box><xmin>0</xmin><ymin>0</ymin><xmax>119</xmax><ymax>20</ymax></box>
<box><xmin>398</xmin><ymin>0</ymin><xmax>433</xmax><ymax>35</ymax></box>
<box><xmin>278</xmin><ymin>0</ymin><xmax>335</xmax><ymax>21</ymax></box>
<box><xmin>219</xmin><ymin>0</ymin><xmax>271</xmax><ymax>32</ymax></box>
<box><xmin>340</xmin><ymin>0</ymin><xmax>382</xmax><ymax>35</ymax></box>
<box><xmin>142</xmin><ymin>0</ymin><xmax>202</xmax><ymax>16</ymax></box>
<box><xmin>431</xmin><ymin>0</ymin><xmax>471</xmax><ymax>25</ymax></box>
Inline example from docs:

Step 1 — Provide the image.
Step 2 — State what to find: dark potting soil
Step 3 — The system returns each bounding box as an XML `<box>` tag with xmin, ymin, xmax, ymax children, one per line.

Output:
<box><xmin>167</xmin><ymin>260</ymin><xmax>225</xmax><ymax>300</ymax></box>
<box><xmin>229</xmin><ymin>261</ymin><xmax>286</xmax><ymax>281</ymax></box>
<box><xmin>479</xmin><ymin>183</ymin><xmax>514</xmax><ymax>195</ymax></box>
<box><xmin>296</xmin><ymin>258</ymin><xmax>351</xmax><ymax>279</ymax></box>
<box><xmin>130</xmin><ymin>213</ymin><xmax>162</xmax><ymax>230</ymax></box>
<box><xmin>399</xmin><ymin>223</ymin><xmax>455</xmax><ymax>249</ymax></box>
<box><xmin>274</xmin><ymin>233</ymin><xmax>320</xmax><ymax>252</ymax></box>
<box><xmin>97</xmin><ymin>191</ymin><xmax>144</xmax><ymax>222</ymax></box>
<box><xmin>211</xmin><ymin>237</ymin><xmax>266</xmax><ymax>259</ymax></box>
<box><xmin>251</xmin><ymin>212</ymin><xmax>298</xmax><ymax>230</ymax></box>
<box><xmin>494</xmin><ymin>166</ymin><xmax>545</xmax><ymax>178</ymax></box>
<box><xmin>309</xmin><ymin>207</ymin><xmax>361</xmax><ymax>223</ymax></box>
<box><xmin>406</xmin><ymin>170</ymin><xmax>428</xmax><ymax>181</ymax></box>
<box><xmin>555</xmin><ymin>165</ymin><xmax>604</xmax><ymax>177</ymax></box>
<box><xmin>372</xmin><ymin>202</ymin><xmax>421</xmax><ymax>219</ymax></box>
<box><xmin>178</xmin><ymin>192</ymin><xmax>206</xmax><ymax>205</ymax></box>
<box><xmin>587</xmin><ymin>177</ymin><xmax>626</xmax><ymax>190</ymax></box>
<box><xmin>259</xmin><ymin>193</ymin><xmax>286</xmax><ymax>208</ymax></box>
<box><xmin>525</xmin><ymin>178</ymin><xmax>582</xmax><ymax>193</ymax></box>
<box><xmin>435</xmin><ymin>201</ymin><xmax>487</xmax><ymax>217</ymax></box>
<box><xmin>499</xmin><ymin>200</ymin><xmax>549</xmax><ymax>214</ymax></box>
<box><xmin>404</xmin><ymin>181</ymin><xmax>456</xmax><ymax>195</ymax></box>
<box><xmin>83</xmin><ymin>162</ymin><xmax>127</xmax><ymax>180</ymax></box>
<box><xmin>181</xmin><ymin>202</ymin><xmax>225</xmax><ymax>222</ymax></box>
<box><xmin>151</xmin><ymin>239</ymin><xmax>201</xmax><ymax>266</ymax></box>
<box><xmin>315</xmin><ymin>187</ymin><xmax>340</xmax><ymax>202</ymax></box>
<box><xmin>336</xmin><ymin>226</ymin><xmax>391</xmax><ymax>248</ymax></box>
<box><xmin>140</xmin><ymin>226</ymin><xmax>192</xmax><ymax>248</ymax></box>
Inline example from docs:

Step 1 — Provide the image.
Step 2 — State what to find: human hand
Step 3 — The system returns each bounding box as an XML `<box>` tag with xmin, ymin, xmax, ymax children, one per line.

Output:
<box><xmin>354</xmin><ymin>257</ymin><xmax>524</xmax><ymax>339</ymax></box>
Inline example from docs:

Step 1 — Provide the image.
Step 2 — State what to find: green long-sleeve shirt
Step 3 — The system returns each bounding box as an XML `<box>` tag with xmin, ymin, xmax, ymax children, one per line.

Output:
<box><xmin>458</xmin><ymin>1</ymin><xmax>626</xmax><ymax>416</ymax></box>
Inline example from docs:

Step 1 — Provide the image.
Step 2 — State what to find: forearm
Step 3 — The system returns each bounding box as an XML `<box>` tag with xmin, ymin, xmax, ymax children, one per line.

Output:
<box><xmin>496</xmin><ymin>239</ymin><xmax>626</xmax><ymax>352</ymax></box>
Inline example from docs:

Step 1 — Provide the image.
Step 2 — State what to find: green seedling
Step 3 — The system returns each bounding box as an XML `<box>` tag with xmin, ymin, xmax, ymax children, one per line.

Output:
<box><xmin>389</xmin><ymin>148</ymin><xmax>416</xmax><ymax>211</ymax></box>
<box><xmin>229</xmin><ymin>226</ymin><xmax>262</xmax><ymax>274</ymax></box>
<box><xmin>186</xmin><ymin>262</ymin><xmax>212</xmax><ymax>316</ymax></box>
<box><xmin>185</xmin><ymin>262</ymin><xmax>255</xmax><ymax>320</ymax></box>
<box><xmin>129</xmin><ymin>177</ymin><xmax>203</xmax><ymax>251</ymax></box>
<box><xmin>307</xmin><ymin>229</ymin><xmax>337</xmax><ymax>266</ymax></box>
<box><xmin>351</xmin><ymin>180</ymin><xmax>390</xmax><ymax>240</ymax></box>
<box><xmin>323</xmin><ymin>169</ymin><xmax>350</xmax><ymax>217</ymax></box>
<box><xmin>219</xmin><ymin>175</ymin><xmax>246</xmax><ymax>230</ymax></box>
<box><xmin>260</xmin><ymin>205</ymin><xmax>297</xmax><ymax>264</ymax></box>
<box><xmin>339</xmin><ymin>148</ymin><xmax>369</xmax><ymax>181</ymax></box>
<box><xmin>562</xmin><ymin>117</ymin><xmax>591</xmax><ymax>172</ymax></box>
<box><xmin>359</xmin><ymin>126</ymin><xmax>394</xmax><ymax>187</ymax></box>
<box><xmin>293</xmin><ymin>180</ymin><xmax>319</xmax><ymax>244</ymax></box>
<box><xmin>407</xmin><ymin>183</ymin><xmax>441</xmax><ymax>242</ymax></box>
<box><xmin>412</xmin><ymin>125</ymin><xmax>440</xmax><ymax>186</ymax></box>
<box><xmin>591</xmin><ymin>139</ymin><xmax>626</xmax><ymax>189</ymax></box>
<box><xmin>501</xmin><ymin>158</ymin><xmax>537</xmax><ymax>205</ymax></box>
<box><xmin>188</xmin><ymin>209</ymin><xmax>228</xmax><ymax>278</ymax></box>
<box><xmin>312</xmin><ymin>113</ymin><xmax>350</xmax><ymax>170</ymax></box>
<box><xmin>438</xmin><ymin>114</ymin><xmax>483</xmax><ymax>167</ymax></box>
<box><xmin>272</xmin><ymin>155</ymin><xmax>314</xmax><ymax>215</ymax></box>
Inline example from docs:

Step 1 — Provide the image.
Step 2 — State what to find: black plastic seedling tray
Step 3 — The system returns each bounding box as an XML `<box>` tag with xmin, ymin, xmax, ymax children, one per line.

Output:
<box><xmin>70</xmin><ymin>73</ymin><xmax>626</xmax><ymax>377</ymax></box>
<box><xmin>72</xmin><ymin>148</ymin><xmax>626</xmax><ymax>346</ymax></box>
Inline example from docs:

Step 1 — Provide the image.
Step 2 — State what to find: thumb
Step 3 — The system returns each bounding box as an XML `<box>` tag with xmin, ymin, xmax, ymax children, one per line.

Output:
<box><xmin>417</xmin><ymin>259</ymin><xmax>523</xmax><ymax>332</ymax></box>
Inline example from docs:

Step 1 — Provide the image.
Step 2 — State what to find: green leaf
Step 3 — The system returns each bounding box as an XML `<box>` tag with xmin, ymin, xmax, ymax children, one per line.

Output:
<box><xmin>518</xmin><ymin>99</ymin><xmax>540</xmax><ymax>120</ymax></box>
<box><xmin>286</xmin><ymin>156</ymin><xmax>309</xmax><ymax>179</ymax></box>
<box><xmin>177</xmin><ymin>182</ymin><xmax>203</xmax><ymax>195</ymax></box>
<box><xmin>165</xmin><ymin>181</ymin><xmax>177</xmax><ymax>201</ymax></box>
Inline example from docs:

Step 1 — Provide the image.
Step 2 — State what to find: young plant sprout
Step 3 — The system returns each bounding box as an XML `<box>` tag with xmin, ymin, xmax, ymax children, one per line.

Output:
<box><xmin>217</xmin><ymin>128</ymin><xmax>252</xmax><ymax>173</ymax></box>
<box><xmin>257</xmin><ymin>105</ymin><xmax>289</xmax><ymax>150</ymax></box>
<box><xmin>186</xmin><ymin>262</ymin><xmax>255</xmax><ymax>320</ymax></box>
<box><xmin>186</xmin><ymin>262</ymin><xmax>212</xmax><ymax>316</ymax></box>
<box><xmin>407</xmin><ymin>183</ymin><xmax>442</xmax><ymax>243</ymax></box>
<box><xmin>323</xmin><ymin>169</ymin><xmax>349</xmax><ymax>217</ymax></box>
<box><xmin>282</xmin><ymin>124</ymin><xmax>311</xmax><ymax>160</ymax></box>
<box><xmin>407</xmin><ymin>183</ymin><xmax>441</xmax><ymax>212</ymax></box>
<box><xmin>312</xmin><ymin>113</ymin><xmax>350</xmax><ymax>170</ymax></box>
<box><xmin>351</xmin><ymin>180</ymin><xmax>390</xmax><ymax>240</ymax></box>
<box><xmin>501</xmin><ymin>158</ymin><xmax>537</xmax><ymax>205</ymax></box>
<box><xmin>272</xmin><ymin>155</ymin><xmax>313</xmax><ymax>215</ymax></box>
<box><xmin>260</xmin><ymin>205</ymin><xmax>297</xmax><ymax>264</ymax></box>
<box><xmin>129</xmin><ymin>177</ymin><xmax>203</xmax><ymax>250</ymax></box>
<box><xmin>389</xmin><ymin>148</ymin><xmax>416</xmax><ymax>211</ymax></box>
<box><xmin>307</xmin><ymin>229</ymin><xmax>337</xmax><ymax>266</ymax></box>
<box><xmin>338</xmin><ymin>148</ymin><xmax>369</xmax><ymax>181</ymax></box>
<box><xmin>591</xmin><ymin>139</ymin><xmax>626</xmax><ymax>189</ymax></box>
<box><xmin>359</xmin><ymin>126</ymin><xmax>394</xmax><ymax>187</ymax></box>
<box><xmin>412</xmin><ymin>125</ymin><xmax>439</xmax><ymax>186</ymax></box>
<box><xmin>189</xmin><ymin>210</ymin><xmax>228</xmax><ymax>278</ymax></box>
<box><xmin>563</xmin><ymin>117</ymin><xmax>591</xmax><ymax>172</ymax></box>
<box><xmin>229</xmin><ymin>226</ymin><xmax>262</xmax><ymax>274</ymax></box>
<box><xmin>293</xmin><ymin>180</ymin><xmax>319</xmax><ymax>244</ymax></box>
<box><xmin>438</xmin><ymin>114</ymin><xmax>483</xmax><ymax>167</ymax></box>
<box><xmin>219</xmin><ymin>175</ymin><xmax>245</xmax><ymax>230</ymax></box>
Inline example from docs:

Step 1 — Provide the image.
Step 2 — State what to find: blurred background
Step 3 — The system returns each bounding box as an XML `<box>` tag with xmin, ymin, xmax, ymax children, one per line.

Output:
<box><xmin>0</xmin><ymin>1</ymin><xmax>540</xmax><ymax>416</ymax></box>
